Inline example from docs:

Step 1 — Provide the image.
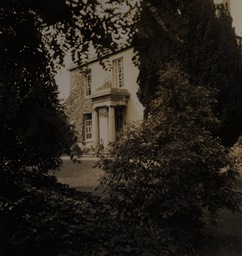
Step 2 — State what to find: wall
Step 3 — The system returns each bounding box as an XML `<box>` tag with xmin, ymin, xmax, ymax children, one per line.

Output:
<box><xmin>88</xmin><ymin>47</ymin><xmax>144</xmax><ymax>121</ymax></box>
<box><xmin>64</xmin><ymin>67</ymin><xmax>92</xmax><ymax>145</ymax></box>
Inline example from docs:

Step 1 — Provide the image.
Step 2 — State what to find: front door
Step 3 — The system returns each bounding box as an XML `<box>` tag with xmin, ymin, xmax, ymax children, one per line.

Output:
<box><xmin>115</xmin><ymin>106</ymin><xmax>125</xmax><ymax>134</ymax></box>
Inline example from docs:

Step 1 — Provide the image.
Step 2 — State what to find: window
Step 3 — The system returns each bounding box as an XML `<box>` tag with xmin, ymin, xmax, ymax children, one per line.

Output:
<box><xmin>113</xmin><ymin>58</ymin><xmax>124</xmax><ymax>88</ymax></box>
<box><xmin>85</xmin><ymin>69</ymin><xmax>92</xmax><ymax>96</ymax></box>
<box><xmin>84</xmin><ymin>113</ymin><xmax>92</xmax><ymax>140</ymax></box>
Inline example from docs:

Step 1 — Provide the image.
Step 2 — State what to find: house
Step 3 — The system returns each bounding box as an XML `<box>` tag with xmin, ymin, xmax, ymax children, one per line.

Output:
<box><xmin>64</xmin><ymin>46</ymin><xmax>144</xmax><ymax>150</ymax></box>
<box><xmin>64</xmin><ymin>0</ymin><xmax>241</xmax><ymax>152</ymax></box>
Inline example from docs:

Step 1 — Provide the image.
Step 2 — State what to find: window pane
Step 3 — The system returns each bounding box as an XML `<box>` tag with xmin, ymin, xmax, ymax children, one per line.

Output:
<box><xmin>84</xmin><ymin>114</ymin><xmax>92</xmax><ymax>140</ymax></box>
<box><xmin>85</xmin><ymin>69</ymin><xmax>92</xmax><ymax>96</ymax></box>
<box><xmin>113</xmin><ymin>58</ymin><xmax>124</xmax><ymax>88</ymax></box>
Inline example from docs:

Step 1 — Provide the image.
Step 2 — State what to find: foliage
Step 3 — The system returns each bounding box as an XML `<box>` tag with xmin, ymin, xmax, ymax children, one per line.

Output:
<box><xmin>0</xmin><ymin>9</ymin><xmax>81</xmax><ymax>255</ymax></box>
<box><xmin>1</xmin><ymin>0</ymin><xmax>242</xmax><ymax>255</ymax></box>
<box><xmin>98</xmin><ymin>64</ymin><xmax>241</xmax><ymax>255</ymax></box>
<box><xmin>0</xmin><ymin>5</ymin><xmax>81</xmax><ymax>174</ymax></box>
<box><xmin>0</xmin><ymin>166</ymin><xmax>184</xmax><ymax>256</ymax></box>
<box><xmin>0</xmin><ymin>0</ymin><xmax>120</xmax><ymax>67</ymax></box>
<box><xmin>133</xmin><ymin>0</ymin><xmax>242</xmax><ymax>146</ymax></box>
<box><xmin>176</xmin><ymin>1</ymin><xmax>242</xmax><ymax>147</ymax></box>
<box><xmin>0</xmin><ymin>2</ymin><xmax>133</xmax><ymax>254</ymax></box>
<box><xmin>132</xmin><ymin>0</ymin><xmax>181</xmax><ymax>111</ymax></box>
<box><xmin>0</xmin><ymin>168</ymin><xmax>96</xmax><ymax>256</ymax></box>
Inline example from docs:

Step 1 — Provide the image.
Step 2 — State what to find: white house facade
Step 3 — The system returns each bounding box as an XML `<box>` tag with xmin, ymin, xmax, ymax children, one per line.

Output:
<box><xmin>64</xmin><ymin>0</ymin><xmax>241</xmax><ymax>151</ymax></box>
<box><xmin>65</xmin><ymin>47</ymin><xmax>144</xmax><ymax>150</ymax></box>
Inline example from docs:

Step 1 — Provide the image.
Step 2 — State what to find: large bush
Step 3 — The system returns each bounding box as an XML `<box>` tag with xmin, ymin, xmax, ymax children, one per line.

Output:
<box><xmin>99</xmin><ymin>64</ymin><xmax>241</xmax><ymax>254</ymax></box>
<box><xmin>0</xmin><ymin>167</ymin><xmax>101</xmax><ymax>256</ymax></box>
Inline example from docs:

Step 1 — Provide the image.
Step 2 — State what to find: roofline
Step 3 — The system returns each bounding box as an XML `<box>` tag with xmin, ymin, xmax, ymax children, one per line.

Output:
<box><xmin>67</xmin><ymin>45</ymin><xmax>133</xmax><ymax>71</ymax></box>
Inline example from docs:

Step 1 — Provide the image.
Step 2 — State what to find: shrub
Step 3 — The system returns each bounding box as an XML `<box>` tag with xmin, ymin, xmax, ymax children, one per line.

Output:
<box><xmin>99</xmin><ymin>64</ymin><xmax>241</xmax><ymax>255</ymax></box>
<box><xmin>0</xmin><ymin>166</ymin><xmax>96</xmax><ymax>256</ymax></box>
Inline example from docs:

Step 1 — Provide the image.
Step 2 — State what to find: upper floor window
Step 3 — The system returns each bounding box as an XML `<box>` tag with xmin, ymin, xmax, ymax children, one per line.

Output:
<box><xmin>85</xmin><ymin>69</ymin><xmax>92</xmax><ymax>96</ymax></box>
<box><xmin>113</xmin><ymin>57</ymin><xmax>124</xmax><ymax>88</ymax></box>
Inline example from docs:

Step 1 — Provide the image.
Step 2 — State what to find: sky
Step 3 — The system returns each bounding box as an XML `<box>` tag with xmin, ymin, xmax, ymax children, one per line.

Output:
<box><xmin>55</xmin><ymin>67</ymin><xmax>70</xmax><ymax>101</ymax></box>
<box><xmin>213</xmin><ymin>0</ymin><xmax>242</xmax><ymax>35</ymax></box>
<box><xmin>230</xmin><ymin>0</ymin><xmax>242</xmax><ymax>37</ymax></box>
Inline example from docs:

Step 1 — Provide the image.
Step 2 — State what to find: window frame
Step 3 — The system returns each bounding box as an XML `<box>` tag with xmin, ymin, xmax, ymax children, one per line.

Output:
<box><xmin>84</xmin><ymin>113</ymin><xmax>92</xmax><ymax>141</ymax></box>
<box><xmin>85</xmin><ymin>69</ymin><xmax>92</xmax><ymax>97</ymax></box>
<box><xmin>112</xmin><ymin>57</ymin><xmax>124</xmax><ymax>88</ymax></box>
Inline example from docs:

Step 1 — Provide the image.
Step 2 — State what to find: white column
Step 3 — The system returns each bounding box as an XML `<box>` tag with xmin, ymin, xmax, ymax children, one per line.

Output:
<box><xmin>93</xmin><ymin>108</ymin><xmax>99</xmax><ymax>148</ymax></box>
<box><xmin>108</xmin><ymin>106</ymin><xmax>116</xmax><ymax>143</ymax></box>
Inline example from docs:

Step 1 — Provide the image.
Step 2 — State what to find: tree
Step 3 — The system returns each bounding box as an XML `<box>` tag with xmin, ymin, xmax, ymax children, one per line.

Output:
<box><xmin>176</xmin><ymin>1</ymin><xmax>242</xmax><ymax>146</ymax></box>
<box><xmin>132</xmin><ymin>0</ymin><xmax>181</xmax><ymax>113</ymax></box>
<box><xmin>0</xmin><ymin>0</ymin><xmax>116</xmax><ymax>64</ymax></box>
<box><xmin>133</xmin><ymin>0</ymin><xmax>242</xmax><ymax>147</ymax></box>
<box><xmin>0</xmin><ymin>5</ymin><xmax>78</xmax><ymax>175</ymax></box>
<box><xmin>99</xmin><ymin>63</ymin><xmax>241</xmax><ymax>254</ymax></box>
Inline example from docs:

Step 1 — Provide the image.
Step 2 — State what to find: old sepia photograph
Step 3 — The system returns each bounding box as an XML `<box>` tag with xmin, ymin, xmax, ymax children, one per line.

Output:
<box><xmin>1</xmin><ymin>0</ymin><xmax>242</xmax><ymax>255</ymax></box>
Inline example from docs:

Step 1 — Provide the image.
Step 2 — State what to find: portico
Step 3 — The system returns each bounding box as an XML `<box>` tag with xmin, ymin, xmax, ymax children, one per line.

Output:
<box><xmin>90</xmin><ymin>87</ymin><xmax>130</xmax><ymax>148</ymax></box>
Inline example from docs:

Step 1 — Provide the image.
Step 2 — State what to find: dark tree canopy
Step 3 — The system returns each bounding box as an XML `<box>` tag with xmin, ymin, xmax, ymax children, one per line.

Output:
<box><xmin>133</xmin><ymin>0</ymin><xmax>242</xmax><ymax>147</ymax></box>
<box><xmin>176</xmin><ymin>1</ymin><xmax>242</xmax><ymax>146</ymax></box>
<box><xmin>129</xmin><ymin>0</ymin><xmax>181</xmax><ymax>108</ymax></box>
<box><xmin>0</xmin><ymin>0</ymin><xmax>124</xmax><ymax>69</ymax></box>
<box><xmin>0</xmin><ymin>5</ymin><xmax>73</xmax><ymax>173</ymax></box>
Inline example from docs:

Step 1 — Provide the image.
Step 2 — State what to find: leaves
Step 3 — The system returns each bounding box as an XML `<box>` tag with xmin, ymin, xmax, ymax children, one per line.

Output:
<box><xmin>0</xmin><ymin>3</ymin><xmax>81</xmax><ymax>174</ymax></box>
<box><xmin>134</xmin><ymin>0</ymin><xmax>242</xmax><ymax>147</ymax></box>
<box><xmin>98</xmin><ymin>64</ymin><xmax>241</xmax><ymax>255</ymax></box>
